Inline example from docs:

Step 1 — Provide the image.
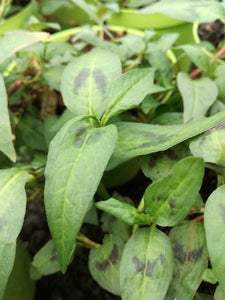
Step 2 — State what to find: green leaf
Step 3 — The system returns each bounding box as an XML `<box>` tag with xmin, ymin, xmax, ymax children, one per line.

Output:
<box><xmin>44</xmin><ymin>117</ymin><xmax>117</xmax><ymax>272</ymax></box>
<box><xmin>30</xmin><ymin>240</ymin><xmax>60</xmax><ymax>280</ymax></box>
<box><xmin>15</xmin><ymin>115</ymin><xmax>47</xmax><ymax>152</ymax></box>
<box><xmin>0</xmin><ymin>168</ymin><xmax>29</xmax><ymax>298</ymax></box>
<box><xmin>177</xmin><ymin>72</ymin><xmax>217</xmax><ymax>123</ymax></box>
<box><xmin>205</xmin><ymin>185</ymin><xmax>225</xmax><ymax>290</ymax></box>
<box><xmin>102</xmin><ymin>68</ymin><xmax>164</xmax><ymax>124</ymax></box>
<box><xmin>148</xmin><ymin>51</ymin><xmax>173</xmax><ymax>88</ymax></box>
<box><xmin>108</xmin><ymin>111</ymin><xmax>225</xmax><ymax>169</ymax></box>
<box><xmin>3</xmin><ymin>239</ymin><xmax>35</xmax><ymax>300</ymax></box>
<box><xmin>215</xmin><ymin>285</ymin><xmax>225</xmax><ymax>300</ymax></box>
<box><xmin>190</xmin><ymin>122</ymin><xmax>225</xmax><ymax>167</ymax></box>
<box><xmin>89</xmin><ymin>234</ymin><xmax>124</xmax><ymax>296</ymax></box>
<box><xmin>167</xmin><ymin>221</ymin><xmax>208</xmax><ymax>300</ymax></box>
<box><xmin>70</xmin><ymin>0</ymin><xmax>101</xmax><ymax>25</ymax></box>
<box><xmin>176</xmin><ymin>44</ymin><xmax>211</xmax><ymax>72</ymax></box>
<box><xmin>139</xmin><ymin>0</ymin><xmax>225</xmax><ymax>23</ymax></box>
<box><xmin>61</xmin><ymin>48</ymin><xmax>121</xmax><ymax>118</ymax></box>
<box><xmin>0</xmin><ymin>30</ymin><xmax>49</xmax><ymax>64</ymax></box>
<box><xmin>195</xmin><ymin>293</ymin><xmax>214</xmax><ymax>300</ymax></box>
<box><xmin>0</xmin><ymin>75</ymin><xmax>16</xmax><ymax>162</ymax></box>
<box><xmin>0</xmin><ymin>243</ymin><xmax>16</xmax><ymax>300</ymax></box>
<box><xmin>202</xmin><ymin>269</ymin><xmax>218</xmax><ymax>285</ymax></box>
<box><xmin>120</xmin><ymin>227</ymin><xmax>174</xmax><ymax>300</ymax></box>
<box><xmin>101</xmin><ymin>194</ymin><xmax>132</xmax><ymax>243</ymax></box>
<box><xmin>96</xmin><ymin>198</ymin><xmax>151</xmax><ymax>225</ymax></box>
<box><xmin>126</xmin><ymin>0</ymin><xmax>156</xmax><ymax>8</ymax></box>
<box><xmin>144</xmin><ymin>157</ymin><xmax>204</xmax><ymax>226</ymax></box>
<box><xmin>215</xmin><ymin>65</ymin><xmax>225</xmax><ymax>103</ymax></box>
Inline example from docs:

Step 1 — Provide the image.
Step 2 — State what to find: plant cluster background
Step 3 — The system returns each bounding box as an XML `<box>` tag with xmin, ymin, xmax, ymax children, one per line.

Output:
<box><xmin>0</xmin><ymin>0</ymin><xmax>225</xmax><ymax>299</ymax></box>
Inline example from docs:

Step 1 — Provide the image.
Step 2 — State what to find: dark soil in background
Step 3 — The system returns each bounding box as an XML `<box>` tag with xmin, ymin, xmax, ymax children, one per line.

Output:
<box><xmin>19</xmin><ymin>21</ymin><xmax>225</xmax><ymax>300</ymax></box>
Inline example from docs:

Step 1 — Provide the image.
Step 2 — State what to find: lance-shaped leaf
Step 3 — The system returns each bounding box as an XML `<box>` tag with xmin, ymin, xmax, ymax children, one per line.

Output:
<box><xmin>0</xmin><ymin>75</ymin><xmax>16</xmax><ymax>162</ymax></box>
<box><xmin>101</xmin><ymin>68</ymin><xmax>164</xmax><ymax>124</ymax></box>
<box><xmin>177</xmin><ymin>73</ymin><xmax>217</xmax><ymax>123</ymax></box>
<box><xmin>166</xmin><ymin>221</ymin><xmax>208</xmax><ymax>300</ymax></box>
<box><xmin>120</xmin><ymin>227</ymin><xmax>174</xmax><ymax>300</ymax></box>
<box><xmin>205</xmin><ymin>185</ymin><xmax>225</xmax><ymax>290</ymax></box>
<box><xmin>0</xmin><ymin>30</ymin><xmax>49</xmax><ymax>64</ymax></box>
<box><xmin>96</xmin><ymin>198</ymin><xmax>151</xmax><ymax>225</ymax></box>
<box><xmin>89</xmin><ymin>234</ymin><xmax>125</xmax><ymax>296</ymax></box>
<box><xmin>61</xmin><ymin>48</ymin><xmax>121</xmax><ymax>118</ymax></box>
<box><xmin>3</xmin><ymin>239</ymin><xmax>35</xmax><ymax>300</ymax></box>
<box><xmin>44</xmin><ymin>117</ymin><xmax>117</xmax><ymax>272</ymax></box>
<box><xmin>190</xmin><ymin>122</ymin><xmax>225</xmax><ymax>167</ymax></box>
<box><xmin>0</xmin><ymin>168</ymin><xmax>29</xmax><ymax>299</ymax></box>
<box><xmin>107</xmin><ymin>111</ymin><xmax>225</xmax><ymax>169</ymax></box>
<box><xmin>144</xmin><ymin>157</ymin><xmax>204</xmax><ymax>226</ymax></box>
<box><xmin>139</xmin><ymin>0</ymin><xmax>225</xmax><ymax>23</ymax></box>
<box><xmin>30</xmin><ymin>240</ymin><xmax>60</xmax><ymax>280</ymax></box>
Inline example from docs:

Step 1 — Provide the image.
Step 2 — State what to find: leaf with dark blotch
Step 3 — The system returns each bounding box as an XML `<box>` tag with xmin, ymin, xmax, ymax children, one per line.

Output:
<box><xmin>141</xmin><ymin>143</ymin><xmax>190</xmax><ymax>181</ymax></box>
<box><xmin>205</xmin><ymin>185</ymin><xmax>225</xmax><ymax>291</ymax></box>
<box><xmin>120</xmin><ymin>227</ymin><xmax>173</xmax><ymax>300</ymax></box>
<box><xmin>144</xmin><ymin>157</ymin><xmax>204</xmax><ymax>226</ymax></box>
<box><xmin>89</xmin><ymin>234</ymin><xmax>124</xmax><ymax>296</ymax></box>
<box><xmin>61</xmin><ymin>48</ymin><xmax>121</xmax><ymax>118</ymax></box>
<box><xmin>166</xmin><ymin>221</ymin><xmax>208</xmax><ymax>300</ymax></box>
<box><xmin>30</xmin><ymin>240</ymin><xmax>61</xmax><ymax>280</ymax></box>
<box><xmin>190</xmin><ymin>122</ymin><xmax>225</xmax><ymax>167</ymax></box>
<box><xmin>107</xmin><ymin>111</ymin><xmax>225</xmax><ymax>170</ymax></box>
<box><xmin>44</xmin><ymin>117</ymin><xmax>117</xmax><ymax>272</ymax></box>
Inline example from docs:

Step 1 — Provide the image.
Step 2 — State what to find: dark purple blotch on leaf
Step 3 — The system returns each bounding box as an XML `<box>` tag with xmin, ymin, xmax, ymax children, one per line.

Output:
<box><xmin>169</xmin><ymin>198</ymin><xmax>176</xmax><ymax>216</ymax></box>
<box><xmin>132</xmin><ymin>256</ymin><xmax>145</xmax><ymax>272</ymax></box>
<box><xmin>173</xmin><ymin>243</ymin><xmax>186</xmax><ymax>264</ymax></box>
<box><xmin>95</xmin><ymin>259</ymin><xmax>110</xmax><ymax>271</ymax></box>
<box><xmin>166</xmin><ymin>149</ymin><xmax>178</xmax><ymax>161</ymax></box>
<box><xmin>159</xmin><ymin>254</ymin><xmax>165</xmax><ymax>265</ymax></box>
<box><xmin>109</xmin><ymin>244</ymin><xmax>119</xmax><ymax>264</ymax></box>
<box><xmin>87</xmin><ymin>131</ymin><xmax>104</xmax><ymax>145</ymax></box>
<box><xmin>74</xmin><ymin>126</ymin><xmax>87</xmax><ymax>148</ymax></box>
<box><xmin>50</xmin><ymin>248</ymin><xmax>58</xmax><ymax>262</ymax></box>
<box><xmin>145</xmin><ymin>259</ymin><xmax>157</xmax><ymax>277</ymax></box>
<box><xmin>188</xmin><ymin>246</ymin><xmax>203</xmax><ymax>263</ymax></box>
<box><xmin>93</xmin><ymin>69</ymin><xmax>106</xmax><ymax>94</ymax></box>
<box><xmin>73</xmin><ymin>68</ymin><xmax>90</xmax><ymax>94</ymax></box>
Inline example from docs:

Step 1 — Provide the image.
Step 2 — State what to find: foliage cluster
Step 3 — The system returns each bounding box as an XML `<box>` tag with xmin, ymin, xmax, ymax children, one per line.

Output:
<box><xmin>1</xmin><ymin>0</ymin><xmax>225</xmax><ymax>299</ymax></box>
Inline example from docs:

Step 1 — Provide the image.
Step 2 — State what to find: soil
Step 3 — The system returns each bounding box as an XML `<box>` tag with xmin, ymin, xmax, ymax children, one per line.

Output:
<box><xmin>18</xmin><ymin>20</ymin><xmax>225</xmax><ymax>300</ymax></box>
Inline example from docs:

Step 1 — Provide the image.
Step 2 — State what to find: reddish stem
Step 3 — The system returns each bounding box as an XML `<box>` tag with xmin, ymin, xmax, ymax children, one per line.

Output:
<box><xmin>189</xmin><ymin>46</ymin><xmax>225</xmax><ymax>79</ymax></box>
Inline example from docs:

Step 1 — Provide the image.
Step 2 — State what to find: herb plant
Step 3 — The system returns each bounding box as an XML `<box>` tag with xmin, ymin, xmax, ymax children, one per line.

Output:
<box><xmin>1</xmin><ymin>0</ymin><xmax>225</xmax><ymax>299</ymax></box>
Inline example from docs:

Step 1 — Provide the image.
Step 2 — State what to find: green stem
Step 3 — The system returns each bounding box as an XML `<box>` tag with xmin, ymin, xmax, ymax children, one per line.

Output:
<box><xmin>132</xmin><ymin>196</ymin><xmax>145</xmax><ymax>234</ymax></box>
<box><xmin>77</xmin><ymin>233</ymin><xmax>101</xmax><ymax>248</ymax></box>
<box><xmin>0</xmin><ymin>0</ymin><xmax>11</xmax><ymax>21</ymax></box>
